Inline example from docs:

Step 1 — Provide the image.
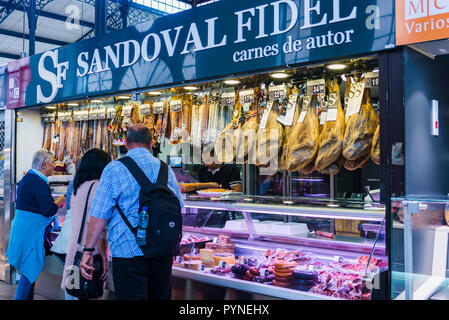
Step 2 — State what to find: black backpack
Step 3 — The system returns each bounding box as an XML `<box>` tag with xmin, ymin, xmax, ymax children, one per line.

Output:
<box><xmin>115</xmin><ymin>157</ymin><xmax>182</xmax><ymax>258</ymax></box>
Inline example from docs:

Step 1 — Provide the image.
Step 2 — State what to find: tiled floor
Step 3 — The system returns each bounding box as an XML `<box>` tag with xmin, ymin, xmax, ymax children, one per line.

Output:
<box><xmin>0</xmin><ymin>280</ymin><xmax>51</xmax><ymax>300</ymax></box>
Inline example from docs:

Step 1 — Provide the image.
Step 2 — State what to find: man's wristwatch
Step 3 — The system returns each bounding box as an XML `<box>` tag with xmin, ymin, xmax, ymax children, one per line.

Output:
<box><xmin>82</xmin><ymin>246</ymin><xmax>95</xmax><ymax>253</ymax></box>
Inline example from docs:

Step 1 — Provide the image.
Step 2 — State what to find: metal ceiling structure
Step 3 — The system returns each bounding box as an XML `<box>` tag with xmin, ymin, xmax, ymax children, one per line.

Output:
<box><xmin>0</xmin><ymin>0</ymin><xmax>218</xmax><ymax>65</ymax></box>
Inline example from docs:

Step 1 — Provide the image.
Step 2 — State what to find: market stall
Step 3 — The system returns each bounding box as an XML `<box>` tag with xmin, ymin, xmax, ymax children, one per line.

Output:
<box><xmin>2</xmin><ymin>0</ymin><xmax>398</xmax><ymax>300</ymax></box>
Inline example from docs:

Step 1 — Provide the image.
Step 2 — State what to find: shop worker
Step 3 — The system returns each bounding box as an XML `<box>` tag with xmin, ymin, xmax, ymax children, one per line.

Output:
<box><xmin>7</xmin><ymin>150</ymin><xmax>66</xmax><ymax>300</ymax></box>
<box><xmin>198</xmin><ymin>148</ymin><xmax>242</xmax><ymax>192</ymax></box>
<box><xmin>79</xmin><ymin>124</ymin><xmax>184</xmax><ymax>300</ymax></box>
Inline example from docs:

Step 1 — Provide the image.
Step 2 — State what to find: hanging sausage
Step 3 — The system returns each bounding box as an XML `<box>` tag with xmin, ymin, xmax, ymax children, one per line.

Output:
<box><xmin>215</xmin><ymin>98</ymin><xmax>242</xmax><ymax>164</ymax></box>
<box><xmin>170</xmin><ymin>97</ymin><xmax>183</xmax><ymax>145</ymax></box>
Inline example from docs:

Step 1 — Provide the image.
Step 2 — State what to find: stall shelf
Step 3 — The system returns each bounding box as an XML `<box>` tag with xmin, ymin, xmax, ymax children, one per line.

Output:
<box><xmin>172</xmin><ymin>266</ymin><xmax>338</xmax><ymax>300</ymax></box>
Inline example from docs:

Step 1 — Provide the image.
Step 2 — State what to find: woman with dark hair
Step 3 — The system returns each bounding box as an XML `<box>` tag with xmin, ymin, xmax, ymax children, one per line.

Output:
<box><xmin>61</xmin><ymin>149</ymin><xmax>111</xmax><ymax>300</ymax></box>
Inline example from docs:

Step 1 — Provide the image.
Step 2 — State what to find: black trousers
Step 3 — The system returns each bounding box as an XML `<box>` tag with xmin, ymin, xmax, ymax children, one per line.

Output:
<box><xmin>112</xmin><ymin>255</ymin><xmax>173</xmax><ymax>300</ymax></box>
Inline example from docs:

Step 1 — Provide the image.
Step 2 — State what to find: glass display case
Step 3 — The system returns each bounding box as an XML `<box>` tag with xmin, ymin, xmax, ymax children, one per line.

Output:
<box><xmin>174</xmin><ymin>194</ymin><xmax>388</xmax><ymax>300</ymax></box>
<box><xmin>391</xmin><ymin>196</ymin><xmax>449</xmax><ymax>300</ymax></box>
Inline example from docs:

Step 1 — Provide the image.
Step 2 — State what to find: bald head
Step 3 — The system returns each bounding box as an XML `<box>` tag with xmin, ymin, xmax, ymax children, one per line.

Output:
<box><xmin>125</xmin><ymin>124</ymin><xmax>153</xmax><ymax>150</ymax></box>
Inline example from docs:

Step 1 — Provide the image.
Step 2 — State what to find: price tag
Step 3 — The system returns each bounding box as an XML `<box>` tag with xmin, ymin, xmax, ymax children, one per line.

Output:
<box><xmin>44</xmin><ymin>113</ymin><xmax>56</xmax><ymax>123</ymax></box>
<box><xmin>326</xmin><ymin>108</ymin><xmax>338</xmax><ymax>122</ymax></box>
<box><xmin>297</xmin><ymin>96</ymin><xmax>311</xmax><ymax>123</ymax></box>
<box><xmin>325</xmin><ymin>91</ymin><xmax>339</xmax><ymax>122</ymax></box>
<box><xmin>239</xmin><ymin>89</ymin><xmax>255</xmax><ymax>105</ymax></box>
<box><xmin>333</xmin><ymin>255</ymin><xmax>344</xmax><ymax>263</ymax></box>
<box><xmin>221</xmin><ymin>91</ymin><xmax>235</xmax><ymax>107</ymax></box>
<box><xmin>132</xmin><ymin>92</ymin><xmax>140</xmax><ymax>101</ymax></box>
<box><xmin>140</xmin><ymin>104</ymin><xmax>151</xmax><ymax>115</ymax></box>
<box><xmin>170</xmin><ymin>100</ymin><xmax>182</xmax><ymax>112</ymax></box>
<box><xmin>318</xmin><ymin>95</ymin><xmax>327</xmax><ymax>125</ymax></box>
<box><xmin>278</xmin><ymin>94</ymin><xmax>298</xmax><ymax>126</ymax></box>
<box><xmin>122</xmin><ymin>105</ymin><xmax>133</xmax><ymax>117</ymax></box>
<box><xmin>199</xmin><ymin>264</ymin><xmax>205</xmax><ymax>271</ymax></box>
<box><xmin>153</xmin><ymin>102</ymin><xmax>164</xmax><ymax>114</ymax></box>
<box><xmin>107</xmin><ymin>107</ymin><xmax>116</xmax><ymax>119</ymax></box>
<box><xmin>345</xmin><ymin>81</ymin><xmax>365</xmax><ymax>119</ymax></box>
<box><xmin>365</xmin><ymin>72</ymin><xmax>379</xmax><ymax>88</ymax></box>
<box><xmin>269</xmin><ymin>85</ymin><xmax>286</xmax><ymax>101</ymax></box>
<box><xmin>260</xmin><ymin>268</ymin><xmax>269</xmax><ymax>277</ymax></box>
<box><xmin>307</xmin><ymin>79</ymin><xmax>325</xmax><ymax>95</ymax></box>
<box><xmin>298</xmin><ymin>110</ymin><xmax>307</xmax><ymax>123</ymax></box>
<box><xmin>177</xmin><ymin>256</ymin><xmax>183</xmax><ymax>263</ymax></box>
<box><xmin>320</xmin><ymin>110</ymin><xmax>327</xmax><ymax>125</ymax></box>
<box><xmin>57</xmin><ymin>112</ymin><xmax>64</xmax><ymax>122</ymax></box>
<box><xmin>80</xmin><ymin>110</ymin><xmax>88</xmax><ymax>121</ymax></box>
<box><xmin>49</xmin><ymin>113</ymin><xmax>56</xmax><ymax>123</ymax></box>
<box><xmin>259</xmin><ymin>101</ymin><xmax>273</xmax><ymax>129</ymax></box>
<box><xmin>97</xmin><ymin>108</ymin><xmax>107</xmax><ymax>120</ymax></box>
<box><xmin>88</xmin><ymin>109</ymin><xmax>99</xmax><ymax>120</ymax></box>
<box><xmin>218</xmin><ymin>260</ymin><xmax>227</xmax><ymax>268</ymax></box>
<box><xmin>64</xmin><ymin>111</ymin><xmax>73</xmax><ymax>122</ymax></box>
<box><xmin>74</xmin><ymin>110</ymin><xmax>88</xmax><ymax>121</ymax></box>
<box><xmin>213</xmin><ymin>237</ymin><xmax>218</xmax><ymax>243</ymax></box>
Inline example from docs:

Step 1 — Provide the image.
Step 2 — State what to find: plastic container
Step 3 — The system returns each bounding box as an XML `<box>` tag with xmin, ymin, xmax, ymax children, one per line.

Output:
<box><xmin>253</xmin><ymin>221</ymin><xmax>277</xmax><ymax>234</ymax></box>
<box><xmin>223</xmin><ymin>219</ymin><xmax>259</xmax><ymax>231</ymax></box>
<box><xmin>270</xmin><ymin>222</ymin><xmax>309</xmax><ymax>236</ymax></box>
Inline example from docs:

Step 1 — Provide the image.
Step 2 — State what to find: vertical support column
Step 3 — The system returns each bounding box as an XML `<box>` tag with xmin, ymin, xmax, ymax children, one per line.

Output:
<box><xmin>121</xmin><ymin>0</ymin><xmax>130</xmax><ymax>29</ymax></box>
<box><xmin>378</xmin><ymin>48</ymin><xmax>406</xmax><ymax>300</ymax></box>
<box><xmin>0</xmin><ymin>109</ymin><xmax>15</xmax><ymax>283</ymax></box>
<box><xmin>402</xmin><ymin>201</ymin><xmax>414</xmax><ymax>300</ymax></box>
<box><xmin>95</xmin><ymin>0</ymin><xmax>107</xmax><ymax>37</ymax></box>
<box><xmin>27</xmin><ymin>0</ymin><xmax>36</xmax><ymax>56</ymax></box>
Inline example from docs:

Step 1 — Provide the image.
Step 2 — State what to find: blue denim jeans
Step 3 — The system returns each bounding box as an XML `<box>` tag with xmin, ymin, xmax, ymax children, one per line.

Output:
<box><xmin>15</xmin><ymin>274</ymin><xmax>35</xmax><ymax>300</ymax></box>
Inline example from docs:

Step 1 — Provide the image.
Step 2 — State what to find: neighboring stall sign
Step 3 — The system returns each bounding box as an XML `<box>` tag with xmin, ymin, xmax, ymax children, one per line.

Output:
<box><xmin>6</xmin><ymin>57</ymin><xmax>30</xmax><ymax>109</ymax></box>
<box><xmin>8</xmin><ymin>0</ymin><xmax>395</xmax><ymax>109</ymax></box>
<box><xmin>0</xmin><ymin>64</ymin><xmax>7</xmax><ymax>109</ymax></box>
<box><xmin>396</xmin><ymin>0</ymin><xmax>449</xmax><ymax>45</ymax></box>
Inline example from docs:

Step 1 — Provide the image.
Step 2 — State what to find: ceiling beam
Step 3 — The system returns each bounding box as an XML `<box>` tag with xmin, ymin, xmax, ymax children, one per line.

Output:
<box><xmin>0</xmin><ymin>0</ymin><xmax>95</xmax><ymax>28</ymax></box>
<box><xmin>0</xmin><ymin>28</ymin><xmax>70</xmax><ymax>46</ymax></box>
<box><xmin>0</xmin><ymin>51</ymin><xmax>19</xmax><ymax>59</ymax></box>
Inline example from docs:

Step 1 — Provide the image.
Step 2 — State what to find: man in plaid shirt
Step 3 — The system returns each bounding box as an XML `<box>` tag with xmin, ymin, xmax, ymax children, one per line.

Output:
<box><xmin>80</xmin><ymin>124</ymin><xmax>183</xmax><ymax>300</ymax></box>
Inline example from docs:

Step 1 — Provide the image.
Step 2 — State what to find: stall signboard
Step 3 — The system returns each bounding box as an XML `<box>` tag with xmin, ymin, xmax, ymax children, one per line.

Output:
<box><xmin>7</xmin><ymin>0</ymin><xmax>395</xmax><ymax>109</ymax></box>
<box><xmin>6</xmin><ymin>57</ymin><xmax>30</xmax><ymax>109</ymax></box>
<box><xmin>0</xmin><ymin>64</ymin><xmax>7</xmax><ymax>109</ymax></box>
<box><xmin>396</xmin><ymin>0</ymin><xmax>449</xmax><ymax>45</ymax></box>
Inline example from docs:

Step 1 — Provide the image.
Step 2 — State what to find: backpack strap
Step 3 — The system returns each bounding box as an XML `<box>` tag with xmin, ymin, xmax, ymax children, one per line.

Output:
<box><xmin>117</xmin><ymin>157</ymin><xmax>152</xmax><ymax>189</ymax></box>
<box><xmin>77</xmin><ymin>182</ymin><xmax>96</xmax><ymax>245</ymax></box>
<box><xmin>115</xmin><ymin>202</ymin><xmax>137</xmax><ymax>235</ymax></box>
<box><xmin>156</xmin><ymin>161</ymin><xmax>169</xmax><ymax>185</ymax></box>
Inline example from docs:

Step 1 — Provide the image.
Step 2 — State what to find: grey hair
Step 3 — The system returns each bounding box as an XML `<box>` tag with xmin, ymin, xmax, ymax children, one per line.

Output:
<box><xmin>31</xmin><ymin>150</ymin><xmax>53</xmax><ymax>170</ymax></box>
<box><xmin>126</xmin><ymin>124</ymin><xmax>153</xmax><ymax>146</ymax></box>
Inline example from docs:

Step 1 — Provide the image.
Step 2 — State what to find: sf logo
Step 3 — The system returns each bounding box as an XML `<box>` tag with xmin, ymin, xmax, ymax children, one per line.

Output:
<box><xmin>37</xmin><ymin>50</ymin><xmax>69</xmax><ymax>104</ymax></box>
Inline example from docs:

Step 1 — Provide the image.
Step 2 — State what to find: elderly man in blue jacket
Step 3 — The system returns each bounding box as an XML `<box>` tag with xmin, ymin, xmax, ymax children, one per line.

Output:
<box><xmin>7</xmin><ymin>150</ymin><xmax>65</xmax><ymax>300</ymax></box>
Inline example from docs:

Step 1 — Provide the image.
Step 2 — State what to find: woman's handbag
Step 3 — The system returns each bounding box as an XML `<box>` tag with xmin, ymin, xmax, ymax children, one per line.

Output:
<box><xmin>65</xmin><ymin>182</ymin><xmax>104</xmax><ymax>300</ymax></box>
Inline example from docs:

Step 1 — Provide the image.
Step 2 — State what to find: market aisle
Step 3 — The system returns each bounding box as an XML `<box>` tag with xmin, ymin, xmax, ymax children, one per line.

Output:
<box><xmin>0</xmin><ymin>280</ymin><xmax>50</xmax><ymax>300</ymax></box>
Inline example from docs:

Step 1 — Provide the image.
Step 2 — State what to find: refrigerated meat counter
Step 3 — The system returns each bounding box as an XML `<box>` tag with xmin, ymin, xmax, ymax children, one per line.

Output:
<box><xmin>172</xmin><ymin>195</ymin><xmax>388</xmax><ymax>300</ymax></box>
